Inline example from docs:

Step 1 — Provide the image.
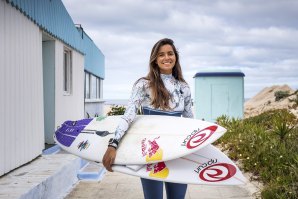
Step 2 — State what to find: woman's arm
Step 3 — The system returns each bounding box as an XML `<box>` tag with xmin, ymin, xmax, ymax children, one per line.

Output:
<box><xmin>102</xmin><ymin>79</ymin><xmax>147</xmax><ymax>171</ymax></box>
<box><xmin>113</xmin><ymin>79</ymin><xmax>147</xmax><ymax>144</ymax></box>
<box><xmin>181</xmin><ymin>83</ymin><xmax>194</xmax><ymax>118</ymax></box>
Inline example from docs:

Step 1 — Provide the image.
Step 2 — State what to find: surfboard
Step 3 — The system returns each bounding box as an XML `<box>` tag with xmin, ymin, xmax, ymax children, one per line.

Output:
<box><xmin>53</xmin><ymin>115</ymin><xmax>226</xmax><ymax>164</ymax></box>
<box><xmin>112</xmin><ymin>145</ymin><xmax>247</xmax><ymax>185</ymax></box>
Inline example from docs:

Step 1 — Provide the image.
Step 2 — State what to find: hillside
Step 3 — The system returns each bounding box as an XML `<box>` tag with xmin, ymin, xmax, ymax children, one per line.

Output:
<box><xmin>244</xmin><ymin>85</ymin><xmax>298</xmax><ymax>118</ymax></box>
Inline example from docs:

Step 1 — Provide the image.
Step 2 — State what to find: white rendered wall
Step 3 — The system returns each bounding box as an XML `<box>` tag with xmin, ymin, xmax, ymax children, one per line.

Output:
<box><xmin>0</xmin><ymin>1</ymin><xmax>44</xmax><ymax>176</ymax></box>
<box><xmin>55</xmin><ymin>41</ymin><xmax>85</xmax><ymax>130</ymax></box>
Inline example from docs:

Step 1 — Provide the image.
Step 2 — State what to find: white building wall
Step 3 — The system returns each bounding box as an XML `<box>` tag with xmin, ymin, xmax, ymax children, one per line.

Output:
<box><xmin>55</xmin><ymin>42</ymin><xmax>85</xmax><ymax>129</ymax></box>
<box><xmin>0</xmin><ymin>1</ymin><xmax>44</xmax><ymax>176</ymax></box>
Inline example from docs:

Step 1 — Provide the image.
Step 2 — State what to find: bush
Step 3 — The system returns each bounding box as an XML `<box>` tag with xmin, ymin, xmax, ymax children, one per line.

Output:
<box><xmin>288</xmin><ymin>91</ymin><xmax>298</xmax><ymax>108</ymax></box>
<box><xmin>274</xmin><ymin>90</ymin><xmax>290</xmax><ymax>101</ymax></box>
<box><xmin>216</xmin><ymin>109</ymin><xmax>298</xmax><ymax>199</ymax></box>
<box><xmin>107</xmin><ymin>105</ymin><xmax>126</xmax><ymax>116</ymax></box>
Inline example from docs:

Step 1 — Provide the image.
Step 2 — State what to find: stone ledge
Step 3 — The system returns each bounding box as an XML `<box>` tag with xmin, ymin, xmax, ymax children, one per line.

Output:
<box><xmin>0</xmin><ymin>154</ymin><xmax>81</xmax><ymax>199</ymax></box>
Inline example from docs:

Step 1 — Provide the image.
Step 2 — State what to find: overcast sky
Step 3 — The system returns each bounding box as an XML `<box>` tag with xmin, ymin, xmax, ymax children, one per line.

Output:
<box><xmin>62</xmin><ymin>0</ymin><xmax>298</xmax><ymax>100</ymax></box>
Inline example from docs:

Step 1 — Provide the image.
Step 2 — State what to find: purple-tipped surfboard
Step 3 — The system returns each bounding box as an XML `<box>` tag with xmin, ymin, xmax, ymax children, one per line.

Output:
<box><xmin>53</xmin><ymin>115</ymin><xmax>226</xmax><ymax>165</ymax></box>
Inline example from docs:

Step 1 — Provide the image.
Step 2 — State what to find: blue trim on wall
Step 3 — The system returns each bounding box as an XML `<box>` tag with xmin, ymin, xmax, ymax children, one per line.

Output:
<box><xmin>7</xmin><ymin>0</ymin><xmax>105</xmax><ymax>79</ymax></box>
<box><xmin>42</xmin><ymin>145</ymin><xmax>61</xmax><ymax>155</ymax></box>
<box><xmin>77</xmin><ymin>160</ymin><xmax>106</xmax><ymax>181</ymax></box>
<box><xmin>8</xmin><ymin>0</ymin><xmax>83</xmax><ymax>53</ymax></box>
<box><xmin>194</xmin><ymin>72</ymin><xmax>245</xmax><ymax>77</ymax></box>
<box><xmin>42</xmin><ymin>41</ymin><xmax>56</xmax><ymax>143</ymax></box>
<box><xmin>78</xmin><ymin>28</ymin><xmax>105</xmax><ymax>78</ymax></box>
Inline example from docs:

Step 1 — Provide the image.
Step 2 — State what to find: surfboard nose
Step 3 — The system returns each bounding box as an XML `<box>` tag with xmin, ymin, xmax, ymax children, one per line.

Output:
<box><xmin>216</xmin><ymin>125</ymin><xmax>227</xmax><ymax>134</ymax></box>
<box><xmin>53</xmin><ymin>118</ymin><xmax>93</xmax><ymax>147</ymax></box>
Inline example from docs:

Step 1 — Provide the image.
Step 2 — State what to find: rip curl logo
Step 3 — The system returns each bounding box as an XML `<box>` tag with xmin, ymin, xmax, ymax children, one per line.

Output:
<box><xmin>194</xmin><ymin>158</ymin><xmax>217</xmax><ymax>173</ymax></box>
<box><xmin>198</xmin><ymin>163</ymin><xmax>237</xmax><ymax>182</ymax></box>
<box><xmin>77</xmin><ymin>140</ymin><xmax>90</xmax><ymax>151</ymax></box>
<box><xmin>181</xmin><ymin>126</ymin><xmax>218</xmax><ymax>149</ymax></box>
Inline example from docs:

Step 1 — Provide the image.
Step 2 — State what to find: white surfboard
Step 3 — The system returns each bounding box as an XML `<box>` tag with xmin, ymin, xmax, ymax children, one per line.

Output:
<box><xmin>53</xmin><ymin>115</ymin><xmax>226</xmax><ymax>164</ymax></box>
<box><xmin>113</xmin><ymin>145</ymin><xmax>247</xmax><ymax>185</ymax></box>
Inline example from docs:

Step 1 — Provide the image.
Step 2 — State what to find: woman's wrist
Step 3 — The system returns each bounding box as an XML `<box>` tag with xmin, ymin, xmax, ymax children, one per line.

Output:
<box><xmin>108</xmin><ymin>138</ymin><xmax>119</xmax><ymax>149</ymax></box>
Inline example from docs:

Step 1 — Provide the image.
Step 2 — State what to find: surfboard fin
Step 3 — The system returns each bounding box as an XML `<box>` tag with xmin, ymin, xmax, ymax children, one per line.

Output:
<box><xmin>125</xmin><ymin>164</ymin><xmax>145</xmax><ymax>171</ymax></box>
<box><xmin>95</xmin><ymin>131</ymin><xmax>111</xmax><ymax>137</ymax></box>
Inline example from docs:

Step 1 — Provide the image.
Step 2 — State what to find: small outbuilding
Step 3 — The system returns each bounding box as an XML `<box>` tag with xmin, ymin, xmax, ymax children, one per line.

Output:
<box><xmin>193</xmin><ymin>69</ymin><xmax>245</xmax><ymax>122</ymax></box>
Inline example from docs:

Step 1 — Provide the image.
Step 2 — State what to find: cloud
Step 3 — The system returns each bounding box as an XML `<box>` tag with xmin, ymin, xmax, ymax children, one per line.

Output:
<box><xmin>62</xmin><ymin>0</ymin><xmax>298</xmax><ymax>99</ymax></box>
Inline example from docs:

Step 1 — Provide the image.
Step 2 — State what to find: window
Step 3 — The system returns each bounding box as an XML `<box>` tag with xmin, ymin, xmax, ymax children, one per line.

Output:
<box><xmin>96</xmin><ymin>78</ymin><xmax>100</xmax><ymax>99</ymax></box>
<box><xmin>90</xmin><ymin>75</ymin><xmax>97</xmax><ymax>99</ymax></box>
<box><xmin>85</xmin><ymin>72</ymin><xmax>102</xmax><ymax>99</ymax></box>
<box><xmin>63</xmin><ymin>49</ymin><xmax>72</xmax><ymax>94</ymax></box>
<box><xmin>85</xmin><ymin>73</ymin><xmax>90</xmax><ymax>98</ymax></box>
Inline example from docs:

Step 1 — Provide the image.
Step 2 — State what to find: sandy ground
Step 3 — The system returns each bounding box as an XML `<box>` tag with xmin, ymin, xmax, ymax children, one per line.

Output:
<box><xmin>244</xmin><ymin>84</ymin><xmax>297</xmax><ymax>118</ymax></box>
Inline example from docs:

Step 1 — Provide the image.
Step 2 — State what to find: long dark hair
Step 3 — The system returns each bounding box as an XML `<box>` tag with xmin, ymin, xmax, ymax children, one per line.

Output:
<box><xmin>146</xmin><ymin>38</ymin><xmax>186</xmax><ymax>110</ymax></box>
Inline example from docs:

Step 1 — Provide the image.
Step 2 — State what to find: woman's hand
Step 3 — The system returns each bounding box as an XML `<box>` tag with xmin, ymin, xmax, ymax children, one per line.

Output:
<box><xmin>102</xmin><ymin>147</ymin><xmax>117</xmax><ymax>172</ymax></box>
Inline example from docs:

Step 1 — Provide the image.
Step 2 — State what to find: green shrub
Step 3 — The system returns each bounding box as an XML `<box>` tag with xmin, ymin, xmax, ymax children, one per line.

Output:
<box><xmin>288</xmin><ymin>91</ymin><xmax>298</xmax><ymax>108</ymax></box>
<box><xmin>107</xmin><ymin>105</ymin><xmax>126</xmax><ymax>116</ymax></box>
<box><xmin>274</xmin><ymin>90</ymin><xmax>290</xmax><ymax>101</ymax></box>
<box><xmin>216</xmin><ymin>109</ymin><xmax>298</xmax><ymax>199</ymax></box>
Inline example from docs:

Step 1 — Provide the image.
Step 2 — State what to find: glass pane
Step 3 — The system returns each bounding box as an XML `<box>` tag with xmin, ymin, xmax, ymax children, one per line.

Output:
<box><xmin>63</xmin><ymin>50</ymin><xmax>72</xmax><ymax>94</ymax></box>
<box><xmin>90</xmin><ymin>75</ymin><xmax>97</xmax><ymax>99</ymax></box>
<box><xmin>64</xmin><ymin>52</ymin><xmax>67</xmax><ymax>91</ymax></box>
<box><xmin>85</xmin><ymin>73</ymin><xmax>90</xmax><ymax>98</ymax></box>
<box><xmin>96</xmin><ymin>78</ymin><xmax>100</xmax><ymax>99</ymax></box>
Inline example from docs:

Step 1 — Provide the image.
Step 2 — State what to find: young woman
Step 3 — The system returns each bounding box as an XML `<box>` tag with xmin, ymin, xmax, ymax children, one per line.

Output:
<box><xmin>102</xmin><ymin>38</ymin><xmax>193</xmax><ymax>199</ymax></box>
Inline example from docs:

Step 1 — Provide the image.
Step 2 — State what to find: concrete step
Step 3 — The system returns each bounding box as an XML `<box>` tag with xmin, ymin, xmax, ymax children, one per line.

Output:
<box><xmin>0</xmin><ymin>145</ymin><xmax>107</xmax><ymax>199</ymax></box>
<box><xmin>77</xmin><ymin>161</ymin><xmax>106</xmax><ymax>182</ymax></box>
<box><xmin>0</xmin><ymin>153</ymin><xmax>81</xmax><ymax>199</ymax></box>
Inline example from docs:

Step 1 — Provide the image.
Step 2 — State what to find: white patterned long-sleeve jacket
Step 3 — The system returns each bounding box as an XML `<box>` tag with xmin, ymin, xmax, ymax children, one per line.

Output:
<box><xmin>113</xmin><ymin>74</ymin><xmax>194</xmax><ymax>143</ymax></box>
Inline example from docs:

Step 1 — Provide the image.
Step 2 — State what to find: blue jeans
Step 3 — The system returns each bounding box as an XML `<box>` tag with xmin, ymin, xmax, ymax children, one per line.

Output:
<box><xmin>141</xmin><ymin>178</ymin><xmax>187</xmax><ymax>199</ymax></box>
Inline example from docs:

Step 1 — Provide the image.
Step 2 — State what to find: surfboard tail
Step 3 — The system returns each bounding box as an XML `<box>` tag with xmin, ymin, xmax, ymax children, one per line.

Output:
<box><xmin>54</xmin><ymin>118</ymin><xmax>93</xmax><ymax>147</ymax></box>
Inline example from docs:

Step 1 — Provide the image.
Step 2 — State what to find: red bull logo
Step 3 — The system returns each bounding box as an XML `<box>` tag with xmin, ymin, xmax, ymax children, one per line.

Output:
<box><xmin>198</xmin><ymin>163</ymin><xmax>237</xmax><ymax>182</ymax></box>
<box><xmin>182</xmin><ymin>126</ymin><xmax>218</xmax><ymax>149</ymax></box>
<box><xmin>141</xmin><ymin>137</ymin><xmax>163</xmax><ymax>162</ymax></box>
<box><xmin>146</xmin><ymin>162</ymin><xmax>169</xmax><ymax>179</ymax></box>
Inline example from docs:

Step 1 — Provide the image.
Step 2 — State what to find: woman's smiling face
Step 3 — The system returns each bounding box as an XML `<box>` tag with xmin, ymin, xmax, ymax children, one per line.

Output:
<box><xmin>156</xmin><ymin>44</ymin><xmax>176</xmax><ymax>74</ymax></box>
